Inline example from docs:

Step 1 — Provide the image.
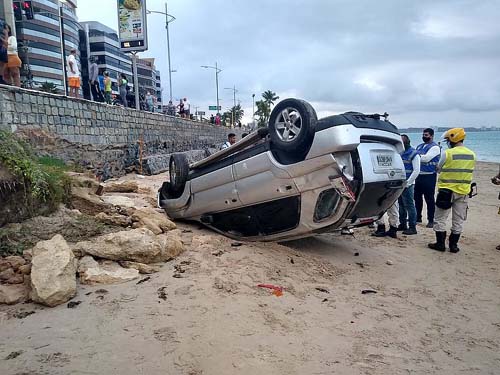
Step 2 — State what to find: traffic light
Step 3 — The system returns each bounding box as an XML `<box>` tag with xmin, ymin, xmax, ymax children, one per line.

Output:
<box><xmin>23</xmin><ymin>1</ymin><xmax>34</xmax><ymax>20</ymax></box>
<box><xmin>13</xmin><ymin>1</ymin><xmax>22</xmax><ymax>21</ymax></box>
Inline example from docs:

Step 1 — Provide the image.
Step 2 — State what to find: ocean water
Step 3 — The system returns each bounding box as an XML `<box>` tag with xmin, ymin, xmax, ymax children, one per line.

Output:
<box><xmin>405</xmin><ymin>131</ymin><xmax>500</xmax><ymax>163</ymax></box>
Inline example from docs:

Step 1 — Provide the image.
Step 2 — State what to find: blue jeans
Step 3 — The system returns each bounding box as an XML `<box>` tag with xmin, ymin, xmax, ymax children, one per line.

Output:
<box><xmin>399</xmin><ymin>185</ymin><xmax>417</xmax><ymax>227</ymax></box>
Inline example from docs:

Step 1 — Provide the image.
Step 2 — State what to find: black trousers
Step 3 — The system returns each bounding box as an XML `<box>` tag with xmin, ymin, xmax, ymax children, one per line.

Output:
<box><xmin>414</xmin><ymin>173</ymin><xmax>437</xmax><ymax>222</ymax></box>
<box><xmin>90</xmin><ymin>81</ymin><xmax>104</xmax><ymax>102</ymax></box>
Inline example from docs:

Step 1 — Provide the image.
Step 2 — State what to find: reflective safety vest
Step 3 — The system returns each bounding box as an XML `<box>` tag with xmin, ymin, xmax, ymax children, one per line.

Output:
<box><xmin>438</xmin><ymin>146</ymin><xmax>476</xmax><ymax>195</ymax></box>
<box><xmin>401</xmin><ymin>147</ymin><xmax>418</xmax><ymax>180</ymax></box>
<box><xmin>416</xmin><ymin>142</ymin><xmax>440</xmax><ymax>174</ymax></box>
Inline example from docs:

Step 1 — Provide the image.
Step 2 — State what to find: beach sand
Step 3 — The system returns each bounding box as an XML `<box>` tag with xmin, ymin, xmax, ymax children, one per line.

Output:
<box><xmin>1</xmin><ymin>161</ymin><xmax>499</xmax><ymax>374</ymax></box>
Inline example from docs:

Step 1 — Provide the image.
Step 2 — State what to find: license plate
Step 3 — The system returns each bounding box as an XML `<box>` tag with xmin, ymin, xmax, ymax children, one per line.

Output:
<box><xmin>376</xmin><ymin>154</ymin><xmax>393</xmax><ymax>167</ymax></box>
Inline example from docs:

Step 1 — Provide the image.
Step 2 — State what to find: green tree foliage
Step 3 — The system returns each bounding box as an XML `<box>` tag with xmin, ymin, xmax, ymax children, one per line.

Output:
<box><xmin>255</xmin><ymin>90</ymin><xmax>280</xmax><ymax>127</ymax></box>
<box><xmin>224</xmin><ymin>104</ymin><xmax>244</xmax><ymax>126</ymax></box>
<box><xmin>39</xmin><ymin>81</ymin><xmax>59</xmax><ymax>94</ymax></box>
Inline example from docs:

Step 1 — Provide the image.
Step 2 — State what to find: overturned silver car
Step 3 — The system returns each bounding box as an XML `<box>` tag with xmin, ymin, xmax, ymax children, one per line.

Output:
<box><xmin>158</xmin><ymin>98</ymin><xmax>405</xmax><ymax>241</ymax></box>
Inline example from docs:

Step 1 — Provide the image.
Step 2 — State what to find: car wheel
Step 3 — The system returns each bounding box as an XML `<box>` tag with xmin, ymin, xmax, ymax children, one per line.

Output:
<box><xmin>169</xmin><ymin>153</ymin><xmax>189</xmax><ymax>197</ymax></box>
<box><xmin>268</xmin><ymin>98</ymin><xmax>317</xmax><ymax>157</ymax></box>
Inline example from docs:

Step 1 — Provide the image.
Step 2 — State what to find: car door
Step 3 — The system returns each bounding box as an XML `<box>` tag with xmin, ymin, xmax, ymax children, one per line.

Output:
<box><xmin>188</xmin><ymin>157</ymin><xmax>241</xmax><ymax>216</ymax></box>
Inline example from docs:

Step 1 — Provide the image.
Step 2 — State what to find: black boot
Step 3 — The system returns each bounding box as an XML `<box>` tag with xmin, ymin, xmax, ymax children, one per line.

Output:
<box><xmin>385</xmin><ymin>226</ymin><xmax>398</xmax><ymax>239</ymax></box>
<box><xmin>372</xmin><ymin>224</ymin><xmax>386</xmax><ymax>237</ymax></box>
<box><xmin>449</xmin><ymin>233</ymin><xmax>461</xmax><ymax>253</ymax></box>
<box><xmin>403</xmin><ymin>226</ymin><xmax>418</xmax><ymax>235</ymax></box>
<box><xmin>428</xmin><ymin>231</ymin><xmax>446</xmax><ymax>251</ymax></box>
<box><xmin>397</xmin><ymin>223</ymin><xmax>408</xmax><ymax>231</ymax></box>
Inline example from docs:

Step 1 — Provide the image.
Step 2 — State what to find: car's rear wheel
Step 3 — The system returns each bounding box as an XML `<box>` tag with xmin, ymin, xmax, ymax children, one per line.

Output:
<box><xmin>169</xmin><ymin>153</ymin><xmax>189</xmax><ymax>198</ymax></box>
<box><xmin>268</xmin><ymin>98</ymin><xmax>317</xmax><ymax>161</ymax></box>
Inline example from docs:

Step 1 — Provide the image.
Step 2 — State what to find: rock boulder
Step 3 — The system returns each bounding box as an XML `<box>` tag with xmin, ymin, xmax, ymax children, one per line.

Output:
<box><xmin>129</xmin><ymin>207</ymin><xmax>176</xmax><ymax>234</ymax></box>
<box><xmin>30</xmin><ymin>234</ymin><xmax>77</xmax><ymax>307</ymax></box>
<box><xmin>72</xmin><ymin>228</ymin><xmax>184</xmax><ymax>264</ymax></box>
<box><xmin>0</xmin><ymin>284</ymin><xmax>29</xmax><ymax>305</ymax></box>
<box><xmin>78</xmin><ymin>256</ymin><xmax>140</xmax><ymax>284</ymax></box>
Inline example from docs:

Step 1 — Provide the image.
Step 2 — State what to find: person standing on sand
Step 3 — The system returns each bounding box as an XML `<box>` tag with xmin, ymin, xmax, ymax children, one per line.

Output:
<box><xmin>428</xmin><ymin>128</ymin><xmax>476</xmax><ymax>253</ymax></box>
<box><xmin>415</xmin><ymin>128</ymin><xmax>441</xmax><ymax>228</ymax></box>
<box><xmin>492</xmin><ymin>168</ymin><xmax>500</xmax><ymax>250</ymax></box>
<box><xmin>398</xmin><ymin>134</ymin><xmax>421</xmax><ymax>235</ymax></box>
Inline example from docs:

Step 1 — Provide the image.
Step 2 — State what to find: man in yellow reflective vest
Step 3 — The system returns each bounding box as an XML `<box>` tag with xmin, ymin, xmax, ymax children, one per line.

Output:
<box><xmin>428</xmin><ymin>128</ymin><xmax>476</xmax><ymax>253</ymax></box>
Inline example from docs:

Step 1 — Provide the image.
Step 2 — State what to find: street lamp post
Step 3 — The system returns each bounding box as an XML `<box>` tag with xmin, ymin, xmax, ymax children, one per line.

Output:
<box><xmin>201</xmin><ymin>62</ymin><xmax>222</xmax><ymax>114</ymax></box>
<box><xmin>252</xmin><ymin>93</ymin><xmax>255</xmax><ymax>130</ymax></box>
<box><xmin>147</xmin><ymin>2</ymin><xmax>176</xmax><ymax>102</ymax></box>
<box><xmin>224</xmin><ymin>85</ymin><xmax>238</xmax><ymax>127</ymax></box>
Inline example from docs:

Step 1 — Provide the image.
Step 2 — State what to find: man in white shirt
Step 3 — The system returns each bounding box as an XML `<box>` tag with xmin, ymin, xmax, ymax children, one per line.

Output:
<box><xmin>183</xmin><ymin>97</ymin><xmax>190</xmax><ymax>118</ymax></box>
<box><xmin>220</xmin><ymin>133</ymin><xmax>236</xmax><ymax>150</ymax></box>
<box><xmin>67</xmin><ymin>48</ymin><xmax>80</xmax><ymax>98</ymax></box>
<box><xmin>414</xmin><ymin>128</ymin><xmax>440</xmax><ymax>227</ymax></box>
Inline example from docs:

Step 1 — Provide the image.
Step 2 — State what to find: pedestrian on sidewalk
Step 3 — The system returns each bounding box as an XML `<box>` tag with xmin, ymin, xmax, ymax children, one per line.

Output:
<box><xmin>177</xmin><ymin>98</ymin><xmax>184</xmax><ymax>117</ymax></box>
<box><xmin>414</xmin><ymin>128</ymin><xmax>441</xmax><ymax>228</ymax></box>
<box><xmin>88</xmin><ymin>57</ymin><xmax>103</xmax><ymax>102</ymax></box>
<box><xmin>428</xmin><ymin>128</ymin><xmax>476</xmax><ymax>253</ymax></box>
<box><xmin>145</xmin><ymin>91</ymin><xmax>155</xmax><ymax>112</ymax></box>
<box><xmin>0</xmin><ymin>20</ymin><xmax>9</xmax><ymax>85</ymax></box>
<box><xmin>215</xmin><ymin>113</ymin><xmax>221</xmax><ymax>125</ymax></box>
<box><xmin>183</xmin><ymin>97</ymin><xmax>191</xmax><ymax>118</ymax></box>
<box><xmin>4</xmin><ymin>24</ymin><xmax>21</xmax><ymax>87</ymax></box>
<box><xmin>103</xmin><ymin>71</ymin><xmax>112</xmax><ymax>104</ymax></box>
<box><xmin>398</xmin><ymin>134</ymin><xmax>421</xmax><ymax>235</ymax></box>
<box><xmin>118</xmin><ymin>73</ymin><xmax>128</xmax><ymax>107</ymax></box>
<box><xmin>67</xmin><ymin>48</ymin><xmax>80</xmax><ymax>98</ymax></box>
<box><xmin>166</xmin><ymin>100</ymin><xmax>176</xmax><ymax>116</ymax></box>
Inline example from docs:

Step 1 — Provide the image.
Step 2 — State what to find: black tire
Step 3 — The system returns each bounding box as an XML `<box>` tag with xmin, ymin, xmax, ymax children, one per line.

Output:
<box><xmin>268</xmin><ymin>98</ymin><xmax>317</xmax><ymax>158</ymax></box>
<box><xmin>169</xmin><ymin>153</ymin><xmax>189</xmax><ymax>197</ymax></box>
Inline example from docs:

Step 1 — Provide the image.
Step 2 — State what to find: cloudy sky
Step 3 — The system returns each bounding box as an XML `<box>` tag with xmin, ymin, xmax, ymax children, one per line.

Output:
<box><xmin>78</xmin><ymin>0</ymin><xmax>500</xmax><ymax>127</ymax></box>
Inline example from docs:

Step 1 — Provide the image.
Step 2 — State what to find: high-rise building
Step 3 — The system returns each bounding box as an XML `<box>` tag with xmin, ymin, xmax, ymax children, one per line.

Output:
<box><xmin>12</xmin><ymin>0</ymin><xmax>80</xmax><ymax>90</ymax></box>
<box><xmin>137</xmin><ymin>58</ymin><xmax>162</xmax><ymax>110</ymax></box>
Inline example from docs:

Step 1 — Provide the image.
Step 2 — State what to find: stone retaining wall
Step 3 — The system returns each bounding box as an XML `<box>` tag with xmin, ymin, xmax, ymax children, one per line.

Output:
<box><xmin>0</xmin><ymin>85</ymin><xmax>240</xmax><ymax>178</ymax></box>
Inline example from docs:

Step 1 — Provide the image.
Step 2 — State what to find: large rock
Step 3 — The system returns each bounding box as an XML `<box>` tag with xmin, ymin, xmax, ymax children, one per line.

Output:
<box><xmin>130</xmin><ymin>207</ymin><xmax>176</xmax><ymax>234</ymax></box>
<box><xmin>30</xmin><ymin>234</ymin><xmax>77</xmax><ymax>307</ymax></box>
<box><xmin>72</xmin><ymin>228</ymin><xmax>184</xmax><ymax>264</ymax></box>
<box><xmin>71</xmin><ymin>187</ymin><xmax>113</xmax><ymax>216</ymax></box>
<box><xmin>103</xmin><ymin>181</ymin><xmax>139</xmax><ymax>193</ymax></box>
<box><xmin>3</xmin><ymin>256</ymin><xmax>26</xmax><ymax>271</ymax></box>
<box><xmin>101</xmin><ymin>195</ymin><xmax>137</xmax><ymax>208</ymax></box>
<box><xmin>78</xmin><ymin>256</ymin><xmax>140</xmax><ymax>284</ymax></box>
<box><xmin>95</xmin><ymin>212</ymin><xmax>132</xmax><ymax>227</ymax></box>
<box><xmin>0</xmin><ymin>284</ymin><xmax>29</xmax><ymax>305</ymax></box>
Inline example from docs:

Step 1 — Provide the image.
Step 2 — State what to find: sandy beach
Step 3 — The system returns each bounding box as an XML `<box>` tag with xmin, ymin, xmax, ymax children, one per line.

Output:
<box><xmin>1</xmin><ymin>161</ymin><xmax>499</xmax><ymax>375</ymax></box>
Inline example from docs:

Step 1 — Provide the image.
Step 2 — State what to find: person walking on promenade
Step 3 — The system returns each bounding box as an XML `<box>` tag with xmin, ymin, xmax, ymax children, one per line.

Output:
<box><xmin>145</xmin><ymin>91</ymin><xmax>155</xmax><ymax>112</ymax></box>
<box><xmin>103</xmin><ymin>71</ymin><xmax>112</xmax><ymax>104</ymax></box>
<box><xmin>67</xmin><ymin>48</ymin><xmax>80</xmax><ymax>98</ymax></box>
<box><xmin>492</xmin><ymin>168</ymin><xmax>500</xmax><ymax>250</ymax></box>
<box><xmin>183</xmin><ymin>97</ymin><xmax>191</xmax><ymax>118</ymax></box>
<box><xmin>398</xmin><ymin>134</ymin><xmax>421</xmax><ymax>235</ymax></box>
<box><xmin>177</xmin><ymin>98</ymin><xmax>184</xmax><ymax>117</ymax></box>
<box><xmin>428</xmin><ymin>128</ymin><xmax>476</xmax><ymax>253</ymax></box>
<box><xmin>4</xmin><ymin>24</ymin><xmax>21</xmax><ymax>87</ymax></box>
<box><xmin>0</xmin><ymin>20</ymin><xmax>8</xmax><ymax>85</ymax></box>
<box><xmin>215</xmin><ymin>113</ymin><xmax>221</xmax><ymax>125</ymax></box>
<box><xmin>88</xmin><ymin>57</ymin><xmax>102</xmax><ymax>102</ymax></box>
<box><xmin>166</xmin><ymin>100</ymin><xmax>176</xmax><ymax>116</ymax></box>
<box><xmin>118</xmin><ymin>73</ymin><xmax>128</xmax><ymax>107</ymax></box>
<box><xmin>415</xmin><ymin>128</ymin><xmax>441</xmax><ymax>228</ymax></box>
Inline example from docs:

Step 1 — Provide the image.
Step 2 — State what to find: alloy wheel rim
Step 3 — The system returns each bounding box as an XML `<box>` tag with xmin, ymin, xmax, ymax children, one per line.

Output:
<box><xmin>275</xmin><ymin>107</ymin><xmax>302</xmax><ymax>142</ymax></box>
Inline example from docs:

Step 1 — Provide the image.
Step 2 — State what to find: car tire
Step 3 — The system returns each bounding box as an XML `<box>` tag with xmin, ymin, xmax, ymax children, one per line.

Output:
<box><xmin>169</xmin><ymin>153</ymin><xmax>189</xmax><ymax>197</ymax></box>
<box><xmin>268</xmin><ymin>98</ymin><xmax>317</xmax><ymax>160</ymax></box>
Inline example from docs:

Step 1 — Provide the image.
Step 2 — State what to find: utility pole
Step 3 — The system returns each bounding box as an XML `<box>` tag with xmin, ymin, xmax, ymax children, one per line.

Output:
<box><xmin>201</xmin><ymin>63</ymin><xmax>222</xmax><ymax>115</ymax></box>
<box><xmin>132</xmin><ymin>52</ymin><xmax>140</xmax><ymax>110</ymax></box>
<box><xmin>224</xmin><ymin>85</ymin><xmax>238</xmax><ymax>128</ymax></box>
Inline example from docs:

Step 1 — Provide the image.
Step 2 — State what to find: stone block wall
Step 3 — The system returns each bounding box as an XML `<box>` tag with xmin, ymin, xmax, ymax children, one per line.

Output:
<box><xmin>0</xmin><ymin>85</ymin><xmax>240</xmax><ymax>178</ymax></box>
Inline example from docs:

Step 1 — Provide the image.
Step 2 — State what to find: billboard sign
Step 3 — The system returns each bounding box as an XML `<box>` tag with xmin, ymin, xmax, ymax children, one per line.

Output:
<box><xmin>117</xmin><ymin>0</ymin><xmax>148</xmax><ymax>52</ymax></box>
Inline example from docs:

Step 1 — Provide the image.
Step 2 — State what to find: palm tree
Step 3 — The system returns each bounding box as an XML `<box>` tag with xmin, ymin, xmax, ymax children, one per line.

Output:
<box><xmin>255</xmin><ymin>100</ymin><xmax>271</xmax><ymax>127</ymax></box>
<box><xmin>262</xmin><ymin>90</ymin><xmax>279</xmax><ymax>108</ymax></box>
